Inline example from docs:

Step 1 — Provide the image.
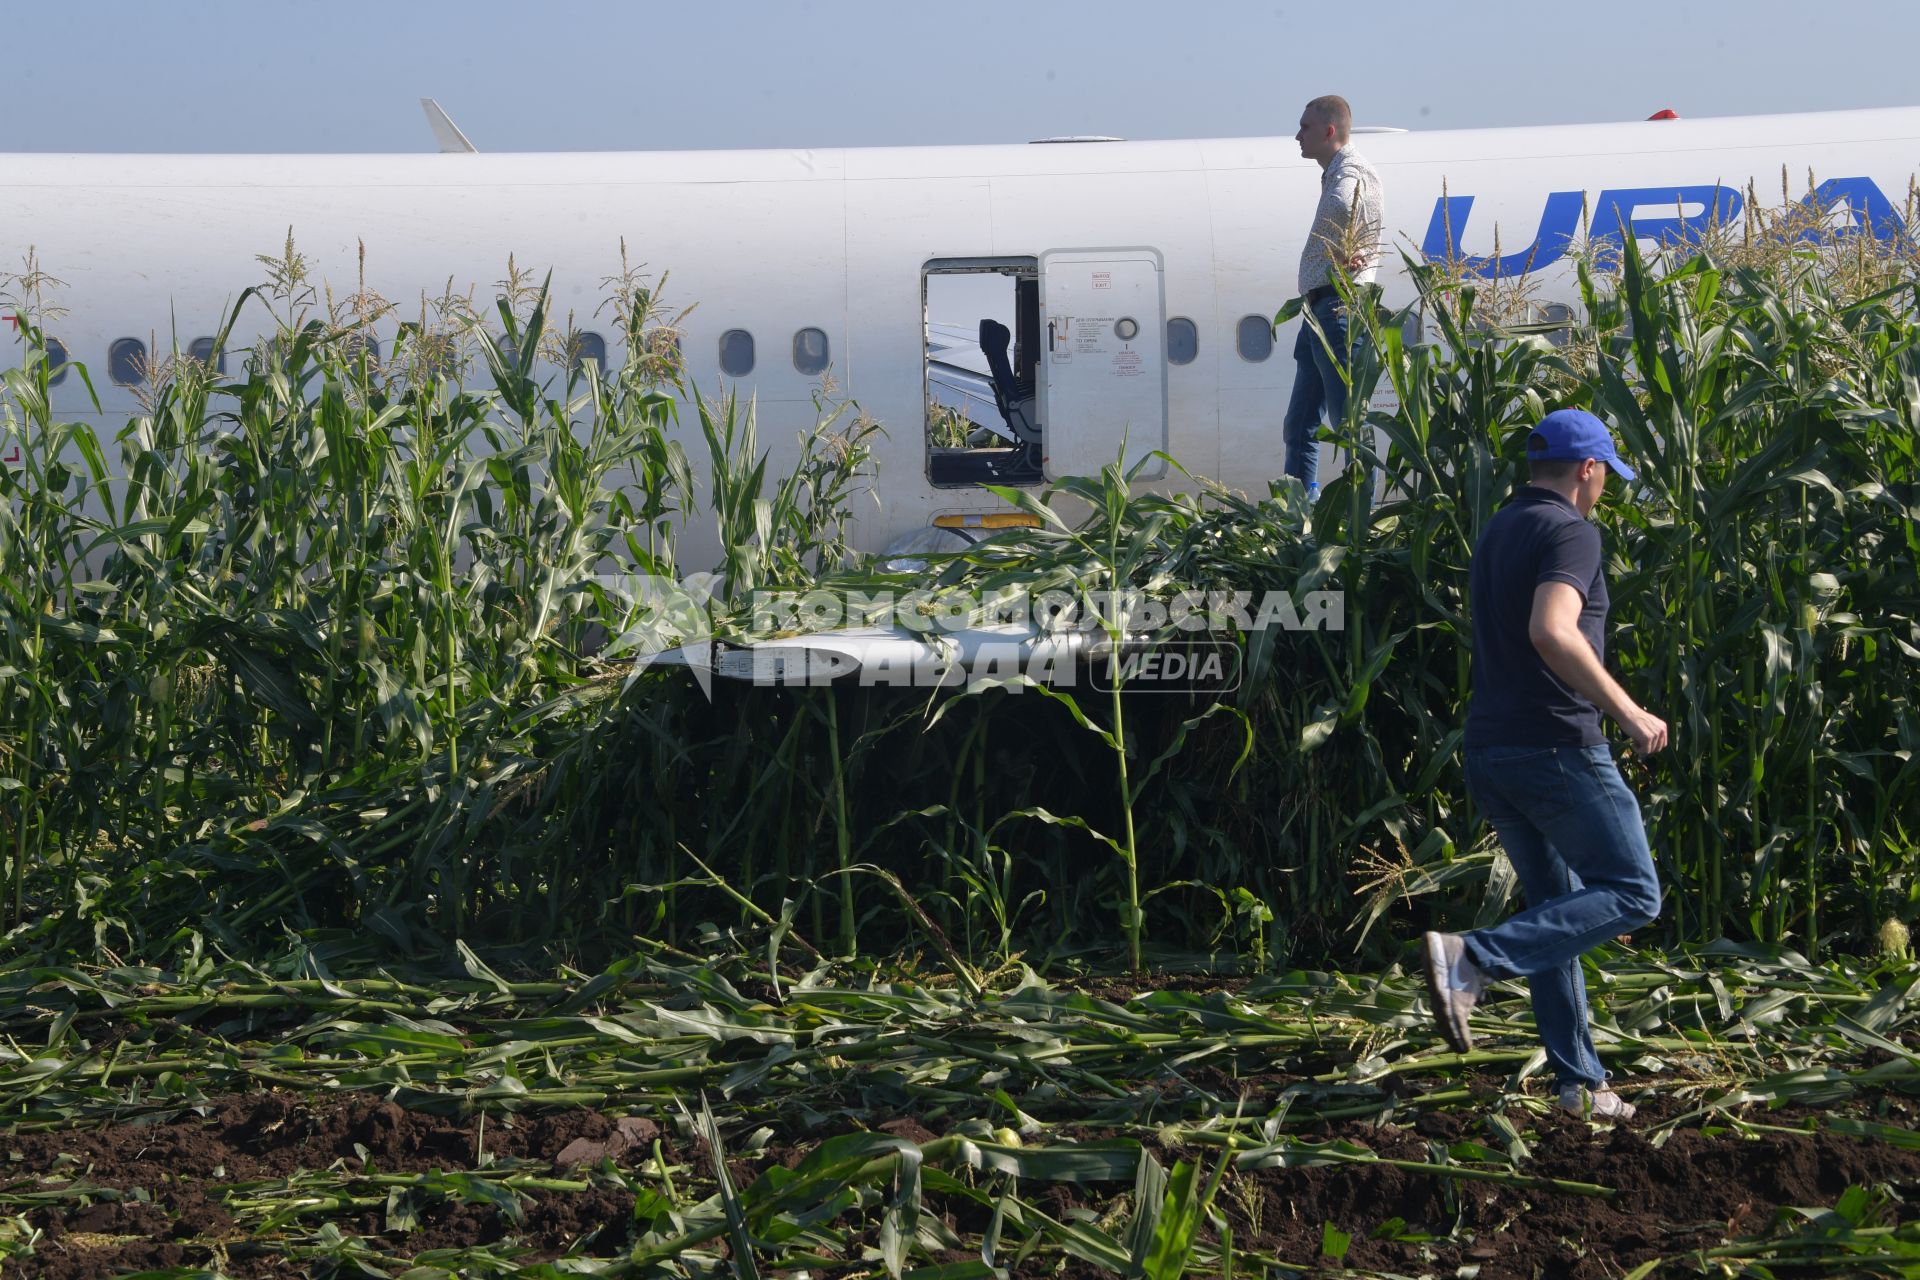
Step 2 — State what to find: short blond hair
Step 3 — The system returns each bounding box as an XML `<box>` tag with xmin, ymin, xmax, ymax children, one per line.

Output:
<box><xmin>1303</xmin><ymin>94</ymin><xmax>1352</xmax><ymax>142</ymax></box>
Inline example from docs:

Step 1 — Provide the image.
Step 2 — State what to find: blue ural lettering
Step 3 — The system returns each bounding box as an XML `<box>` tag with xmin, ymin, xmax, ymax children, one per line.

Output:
<box><xmin>1421</xmin><ymin>191</ymin><xmax>1585</xmax><ymax>278</ymax></box>
<box><xmin>1421</xmin><ymin>178</ymin><xmax>1903</xmax><ymax>278</ymax></box>
<box><xmin>1585</xmin><ymin>186</ymin><xmax>1744</xmax><ymax>269</ymax></box>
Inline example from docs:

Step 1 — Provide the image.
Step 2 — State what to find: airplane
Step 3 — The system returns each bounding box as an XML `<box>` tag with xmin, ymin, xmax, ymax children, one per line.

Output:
<box><xmin>4</xmin><ymin>102</ymin><xmax>1915</xmax><ymax>683</ymax></box>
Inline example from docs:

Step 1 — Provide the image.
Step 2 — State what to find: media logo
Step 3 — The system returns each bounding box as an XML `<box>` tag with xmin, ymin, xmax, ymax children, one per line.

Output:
<box><xmin>1088</xmin><ymin>637</ymin><xmax>1243</xmax><ymax>695</ymax></box>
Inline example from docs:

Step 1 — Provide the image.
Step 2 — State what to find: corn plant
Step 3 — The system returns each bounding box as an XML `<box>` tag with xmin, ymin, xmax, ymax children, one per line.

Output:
<box><xmin>2</xmin><ymin>200</ymin><xmax>1917</xmax><ymax>973</ymax></box>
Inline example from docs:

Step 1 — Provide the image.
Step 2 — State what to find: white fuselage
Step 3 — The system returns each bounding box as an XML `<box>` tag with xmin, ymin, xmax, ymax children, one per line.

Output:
<box><xmin>6</xmin><ymin>107</ymin><xmax>1918</xmax><ymax>563</ymax></box>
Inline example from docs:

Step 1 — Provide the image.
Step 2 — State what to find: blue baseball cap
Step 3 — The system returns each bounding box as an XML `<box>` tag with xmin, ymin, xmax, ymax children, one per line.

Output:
<box><xmin>1526</xmin><ymin>408</ymin><xmax>1636</xmax><ymax>481</ymax></box>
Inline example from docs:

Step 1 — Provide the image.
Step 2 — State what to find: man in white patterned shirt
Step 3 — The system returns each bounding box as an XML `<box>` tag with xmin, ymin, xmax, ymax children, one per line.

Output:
<box><xmin>1284</xmin><ymin>94</ymin><xmax>1385</xmax><ymax>499</ymax></box>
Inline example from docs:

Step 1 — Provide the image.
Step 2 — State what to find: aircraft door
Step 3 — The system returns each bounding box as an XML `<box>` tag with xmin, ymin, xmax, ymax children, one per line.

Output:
<box><xmin>1039</xmin><ymin>248</ymin><xmax>1167</xmax><ymax>482</ymax></box>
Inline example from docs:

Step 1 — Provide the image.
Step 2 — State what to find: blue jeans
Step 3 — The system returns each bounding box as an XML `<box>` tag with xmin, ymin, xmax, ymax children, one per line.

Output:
<box><xmin>1282</xmin><ymin>294</ymin><xmax>1350</xmax><ymax>488</ymax></box>
<box><xmin>1463</xmin><ymin>744</ymin><xmax>1662</xmax><ymax>1088</ymax></box>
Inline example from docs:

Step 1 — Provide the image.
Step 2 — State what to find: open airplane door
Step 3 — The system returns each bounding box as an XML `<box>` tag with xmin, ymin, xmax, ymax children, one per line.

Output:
<box><xmin>1039</xmin><ymin>248</ymin><xmax>1168</xmax><ymax>481</ymax></box>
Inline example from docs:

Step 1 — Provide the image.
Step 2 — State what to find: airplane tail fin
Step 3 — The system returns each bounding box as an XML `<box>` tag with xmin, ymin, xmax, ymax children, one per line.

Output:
<box><xmin>420</xmin><ymin>98</ymin><xmax>478</xmax><ymax>153</ymax></box>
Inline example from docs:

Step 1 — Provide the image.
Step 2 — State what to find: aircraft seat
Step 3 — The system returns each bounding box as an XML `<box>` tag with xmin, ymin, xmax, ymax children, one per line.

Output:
<box><xmin>979</xmin><ymin>319</ymin><xmax>1041</xmax><ymax>448</ymax></box>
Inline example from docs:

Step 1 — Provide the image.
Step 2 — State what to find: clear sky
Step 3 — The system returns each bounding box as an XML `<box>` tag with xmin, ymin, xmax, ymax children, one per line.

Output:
<box><xmin>4</xmin><ymin>0</ymin><xmax>1915</xmax><ymax>153</ymax></box>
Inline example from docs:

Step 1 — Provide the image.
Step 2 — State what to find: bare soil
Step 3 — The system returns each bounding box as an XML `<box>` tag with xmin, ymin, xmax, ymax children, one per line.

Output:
<box><xmin>6</xmin><ymin>1087</ymin><xmax>1918</xmax><ymax>1279</ymax></box>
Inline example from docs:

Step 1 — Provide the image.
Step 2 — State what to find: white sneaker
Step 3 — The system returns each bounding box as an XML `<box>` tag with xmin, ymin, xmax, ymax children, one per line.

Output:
<box><xmin>1557</xmin><ymin>1084</ymin><xmax>1637</xmax><ymax>1121</ymax></box>
<box><xmin>1422</xmin><ymin>932</ymin><xmax>1487</xmax><ymax>1052</ymax></box>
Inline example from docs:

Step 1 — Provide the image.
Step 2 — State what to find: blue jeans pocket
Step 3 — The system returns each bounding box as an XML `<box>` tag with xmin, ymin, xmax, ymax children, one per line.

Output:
<box><xmin>1469</xmin><ymin>745</ymin><xmax>1571</xmax><ymax>821</ymax></box>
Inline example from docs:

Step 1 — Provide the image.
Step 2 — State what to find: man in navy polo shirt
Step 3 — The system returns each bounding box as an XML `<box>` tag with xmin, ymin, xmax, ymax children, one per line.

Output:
<box><xmin>1423</xmin><ymin>409</ymin><xmax>1668</xmax><ymax>1121</ymax></box>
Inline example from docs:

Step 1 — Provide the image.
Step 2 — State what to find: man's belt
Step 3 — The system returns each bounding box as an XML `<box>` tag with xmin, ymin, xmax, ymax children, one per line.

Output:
<box><xmin>1305</xmin><ymin>285</ymin><xmax>1338</xmax><ymax>305</ymax></box>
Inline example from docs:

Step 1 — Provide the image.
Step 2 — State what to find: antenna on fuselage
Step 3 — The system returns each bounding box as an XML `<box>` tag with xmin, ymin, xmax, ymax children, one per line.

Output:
<box><xmin>420</xmin><ymin>98</ymin><xmax>478</xmax><ymax>153</ymax></box>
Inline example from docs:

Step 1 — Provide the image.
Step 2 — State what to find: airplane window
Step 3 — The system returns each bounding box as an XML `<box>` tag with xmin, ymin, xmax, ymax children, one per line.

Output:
<box><xmin>792</xmin><ymin>327</ymin><xmax>829</xmax><ymax>375</ymax></box>
<box><xmin>1167</xmin><ymin>317</ymin><xmax>1198</xmax><ymax>366</ymax></box>
<box><xmin>45</xmin><ymin>337</ymin><xmax>69</xmax><ymax>386</ymax></box>
<box><xmin>108</xmin><ymin>337</ymin><xmax>148</xmax><ymax>386</ymax></box>
<box><xmin>1236</xmin><ymin>315</ymin><xmax>1274</xmax><ymax>363</ymax></box>
<box><xmin>571</xmin><ymin>331</ymin><xmax>608</xmax><ymax>372</ymax></box>
<box><xmin>1540</xmin><ymin>303</ymin><xmax>1572</xmax><ymax>349</ymax></box>
<box><xmin>188</xmin><ymin>337</ymin><xmax>228</xmax><ymax>374</ymax></box>
<box><xmin>719</xmin><ymin>329</ymin><xmax>755</xmax><ymax>377</ymax></box>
